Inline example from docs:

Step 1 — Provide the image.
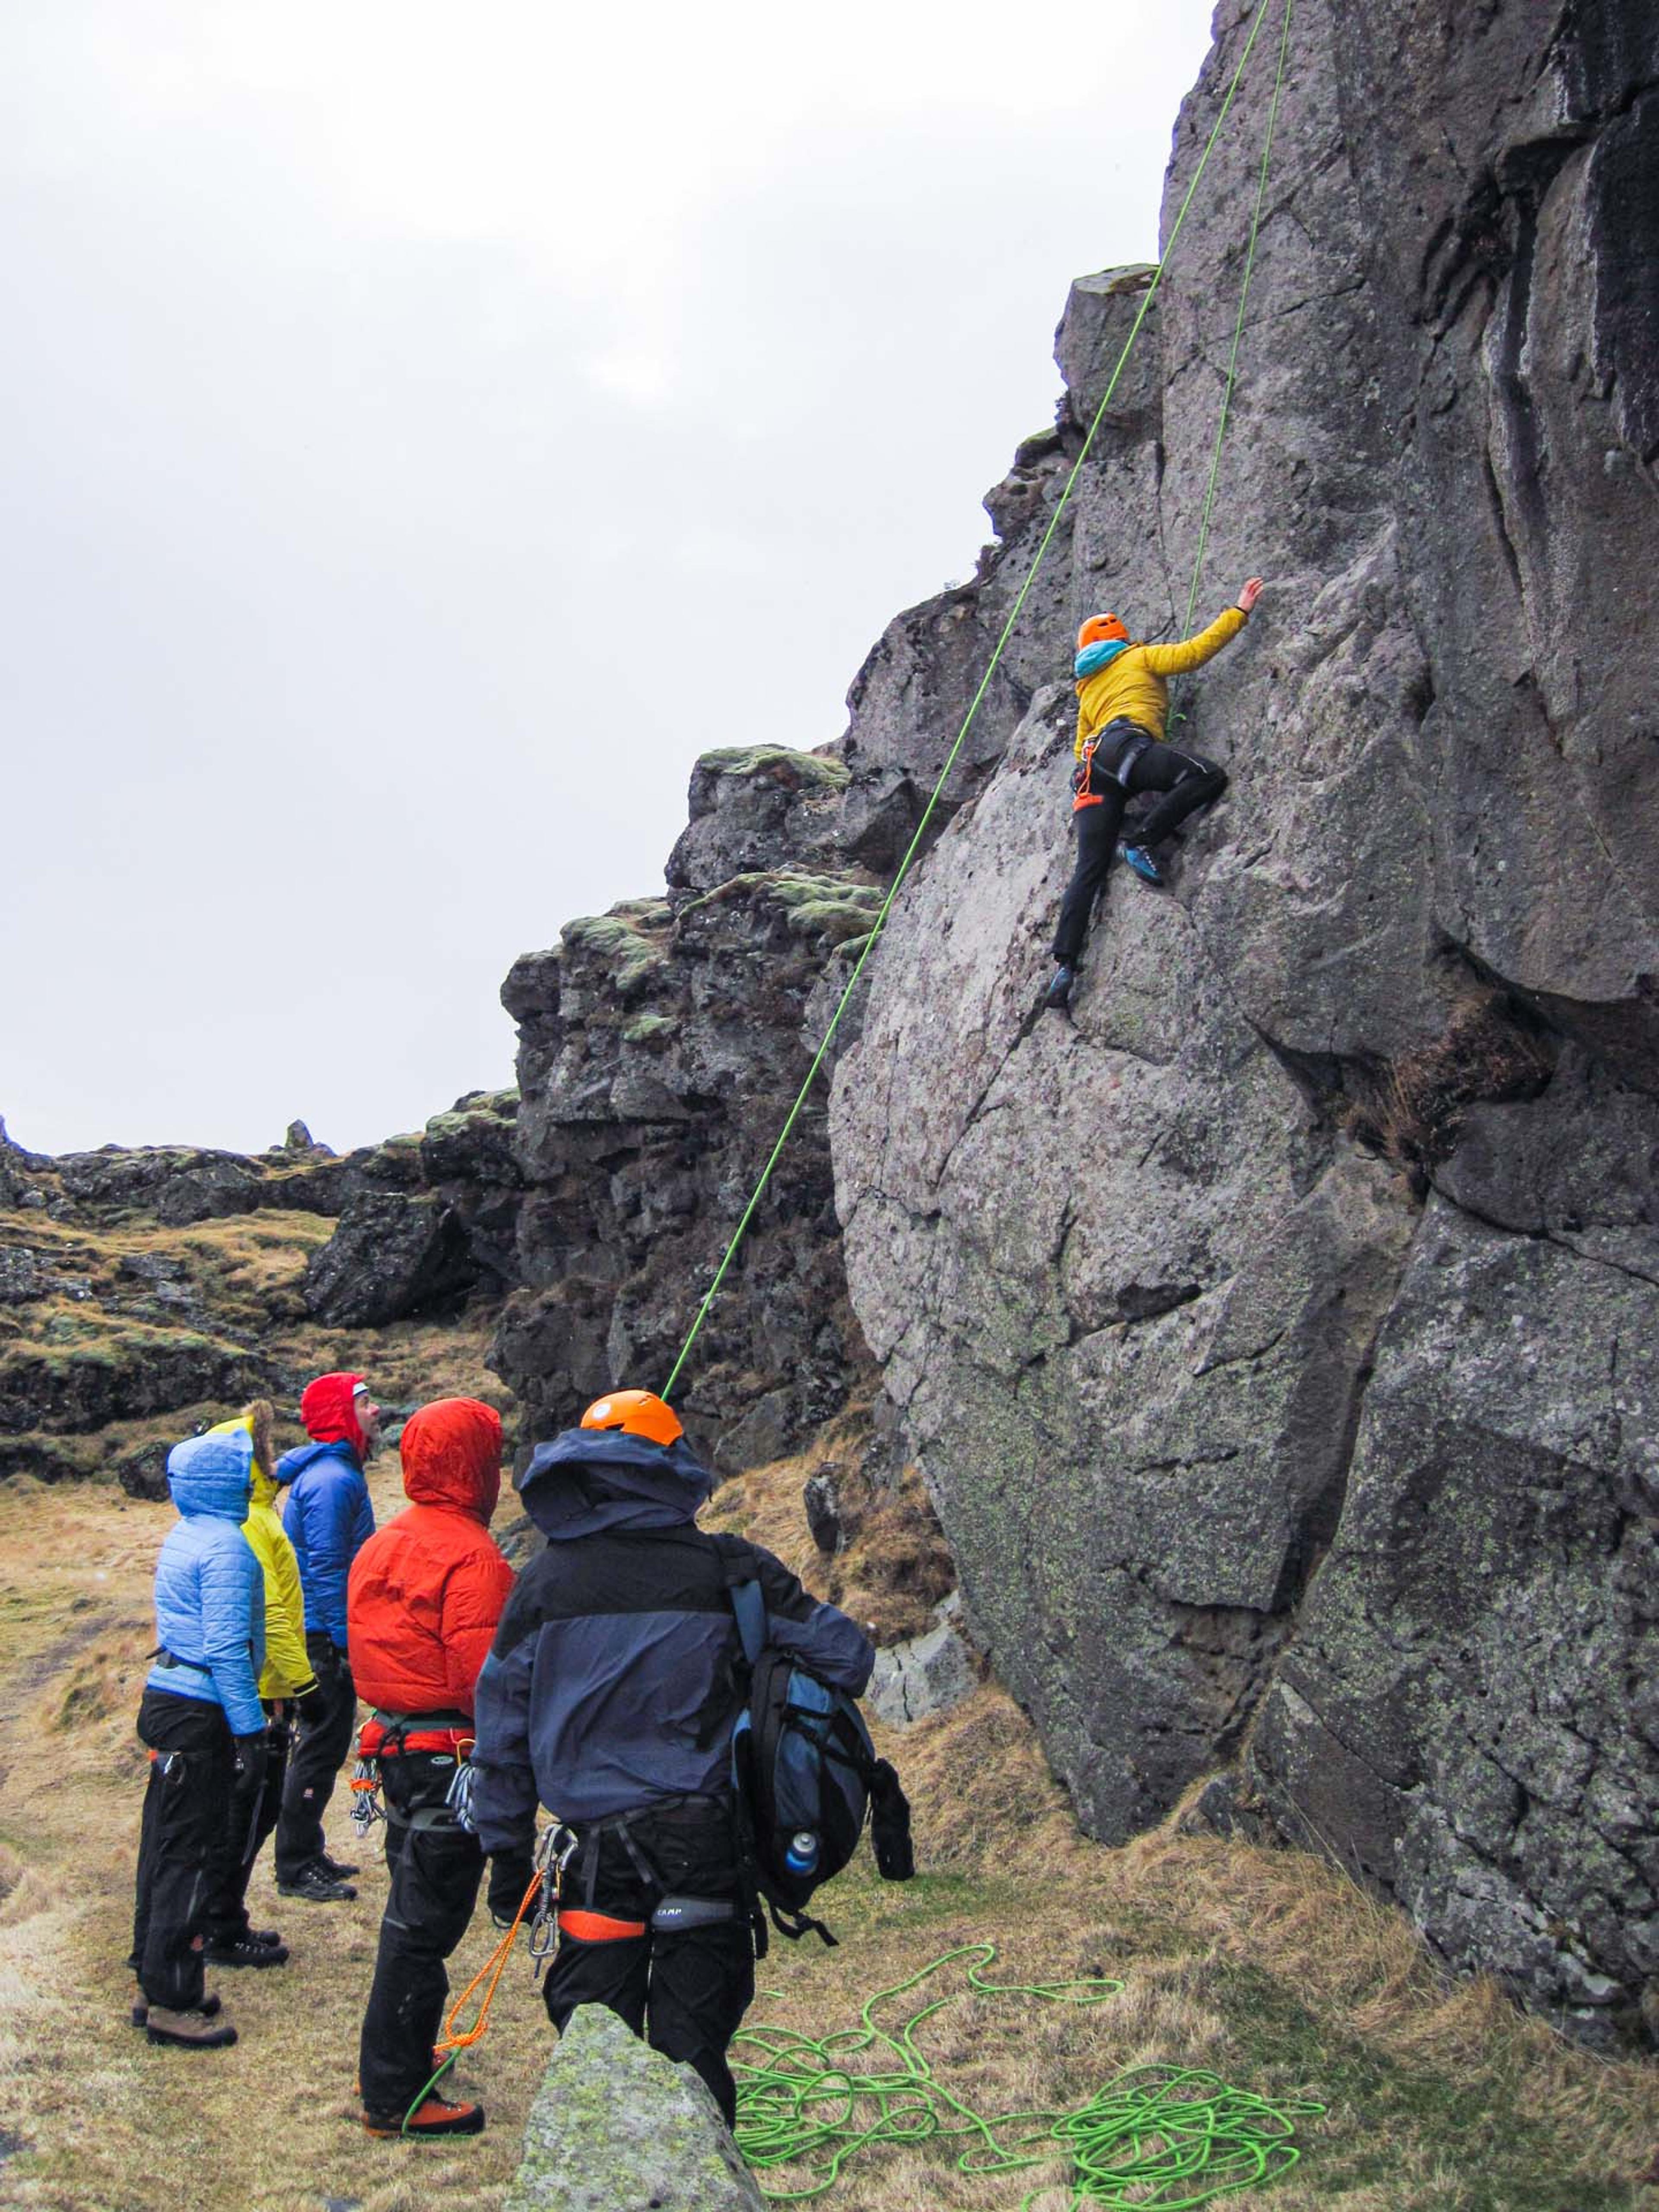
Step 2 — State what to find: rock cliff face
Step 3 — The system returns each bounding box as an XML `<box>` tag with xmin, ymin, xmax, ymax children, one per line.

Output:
<box><xmin>492</xmin><ymin>848</ymin><xmax>881</xmax><ymax>1471</ymax></box>
<box><xmin>820</xmin><ymin>0</ymin><xmax>1658</xmax><ymax>2046</ymax></box>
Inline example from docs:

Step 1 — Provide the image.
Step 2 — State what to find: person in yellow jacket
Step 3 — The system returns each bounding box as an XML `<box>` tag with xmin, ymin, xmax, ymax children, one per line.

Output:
<box><xmin>1046</xmin><ymin>577</ymin><xmax>1264</xmax><ymax>1010</ymax></box>
<box><xmin>198</xmin><ymin>1400</ymin><xmax>327</xmax><ymax>1968</ymax></box>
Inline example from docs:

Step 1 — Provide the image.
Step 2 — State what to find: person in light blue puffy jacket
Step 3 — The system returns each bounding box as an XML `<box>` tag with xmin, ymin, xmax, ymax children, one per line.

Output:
<box><xmin>129</xmin><ymin>1427</ymin><xmax>267</xmax><ymax>2048</ymax></box>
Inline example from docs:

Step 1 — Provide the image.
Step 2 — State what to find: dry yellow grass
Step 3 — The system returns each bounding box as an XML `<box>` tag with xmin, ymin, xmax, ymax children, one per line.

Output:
<box><xmin>0</xmin><ymin>1452</ymin><xmax>1651</xmax><ymax>2211</ymax></box>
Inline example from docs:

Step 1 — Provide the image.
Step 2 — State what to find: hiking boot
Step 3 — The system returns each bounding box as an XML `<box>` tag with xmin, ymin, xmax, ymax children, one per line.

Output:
<box><xmin>316</xmin><ymin>1850</ymin><xmax>361</xmax><ymax>1880</ymax></box>
<box><xmin>132</xmin><ymin>1989</ymin><xmax>221</xmax><ymax>2029</ymax></box>
<box><xmin>203</xmin><ymin>1933</ymin><xmax>290</xmax><ymax>1967</ymax></box>
<box><xmin>248</xmin><ymin>1927</ymin><xmax>282</xmax><ymax>1949</ymax></box>
<box><xmin>277</xmin><ymin>1861</ymin><xmax>357</xmax><ymax>1903</ymax></box>
<box><xmin>1044</xmin><ymin>964</ymin><xmax>1076</xmax><ymax>1011</ymax></box>
<box><xmin>1118</xmin><ymin>842</ymin><xmax>1165</xmax><ymax>886</ymax></box>
<box><xmin>145</xmin><ymin>2004</ymin><xmax>238</xmax><ymax>2050</ymax></box>
<box><xmin>363</xmin><ymin>2094</ymin><xmax>484</xmax><ymax>2139</ymax></box>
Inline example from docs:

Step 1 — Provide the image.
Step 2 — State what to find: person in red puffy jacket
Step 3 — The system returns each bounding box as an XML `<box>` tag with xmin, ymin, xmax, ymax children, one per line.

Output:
<box><xmin>348</xmin><ymin>1396</ymin><xmax>527</xmax><ymax>2139</ymax></box>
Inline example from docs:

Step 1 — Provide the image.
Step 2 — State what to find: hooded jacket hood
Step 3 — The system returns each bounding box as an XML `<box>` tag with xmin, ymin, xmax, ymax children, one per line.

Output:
<box><xmin>209</xmin><ymin>1411</ymin><xmax>279</xmax><ymax>1507</ymax></box>
<box><xmin>401</xmin><ymin>1397</ymin><xmax>503</xmax><ymax>1524</ymax></box>
<box><xmin>166</xmin><ymin>1429</ymin><xmax>252</xmax><ymax>1524</ymax></box>
<box><xmin>518</xmin><ymin>1427</ymin><xmax>714</xmax><ymax>1542</ymax></box>
<box><xmin>300</xmin><ymin>1370</ymin><xmax>368</xmax><ymax>1458</ymax></box>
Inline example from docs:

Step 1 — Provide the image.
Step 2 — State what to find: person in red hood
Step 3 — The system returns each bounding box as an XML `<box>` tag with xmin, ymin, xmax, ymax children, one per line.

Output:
<box><xmin>274</xmin><ymin>1371</ymin><xmax>379</xmax><ymax>1901</ymax></box>
<box><xmin>348</xmin><ymin>1396</ymin><xmax>527</xmax><ymax>2140</ymax></box>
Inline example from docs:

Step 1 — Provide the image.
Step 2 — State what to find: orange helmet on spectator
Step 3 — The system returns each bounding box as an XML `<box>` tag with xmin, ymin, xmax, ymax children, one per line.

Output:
<box><xmin>580</xmin><ymin>1389</ymin><xmax>684</xmax><ymax>1449</ymax></box>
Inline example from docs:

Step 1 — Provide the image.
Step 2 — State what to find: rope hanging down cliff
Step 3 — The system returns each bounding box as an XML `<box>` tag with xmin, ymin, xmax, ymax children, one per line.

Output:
<box><xmin>661</xmin><ymin>0</ymin><xmax>1296</xmax><ymax>1404</ymax></box>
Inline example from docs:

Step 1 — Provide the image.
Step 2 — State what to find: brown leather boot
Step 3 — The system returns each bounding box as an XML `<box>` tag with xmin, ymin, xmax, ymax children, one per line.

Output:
<box><xmin>131</xmin><ymin>1986</ymin><xmax>222</xmax><ymax>2029</ymax></box>
<box><xmin>144</xmin><ymin>2004</ymin><xmax>238</xmax><ymax>2049</ymax></box>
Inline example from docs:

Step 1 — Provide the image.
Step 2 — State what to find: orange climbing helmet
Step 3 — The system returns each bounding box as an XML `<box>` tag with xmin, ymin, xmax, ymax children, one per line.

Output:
<box><xmin>1077</xmin><ymin>613</ymin><xmax>1128</xmax><ymax>650</ymax></box>
<box><xmin>580</xmin><ymin>1389</ymin><xmax>684</xmax><ymax>1449</ymax></box>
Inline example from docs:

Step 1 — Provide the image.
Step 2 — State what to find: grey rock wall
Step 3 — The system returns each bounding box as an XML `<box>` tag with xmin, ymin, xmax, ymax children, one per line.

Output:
<box><xmin>492</xmin><ymin>868</ymin><xmax>880</xmax><ymax>1466</ymax></box>
<box><xmin>824</xmin><ymin>0</ymin><xmax>1659</xmax><ymax>2045</ymax></box>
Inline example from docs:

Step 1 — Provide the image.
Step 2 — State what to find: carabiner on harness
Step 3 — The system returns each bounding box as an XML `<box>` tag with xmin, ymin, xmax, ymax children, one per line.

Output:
<box><xmin>444</xmin><ymin>1737</ymin><xmax>479</xmax><ymax>1830</ymax></box>
<box><xmin>528</xmin><ymin>1823</ymin><xmax>579</xmax><ymax>1978</ymax></box>
<box><xmin>349</xmin><ymin>1756</ymin><xmax>385</xmax><ymax>1839</ymax></box>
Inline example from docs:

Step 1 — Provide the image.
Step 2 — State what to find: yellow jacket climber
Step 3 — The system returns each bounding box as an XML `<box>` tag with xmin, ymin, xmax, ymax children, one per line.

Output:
<box><xmin>1046</xmin><ymin>578</ymin><xmax>1265</xmax><ymax>1013</ymax></box>
<box><xmin>1073</xmin><ymin>604</ymin><xmax>1247</xmax><ymax>755</ymax></box>
<box><xmin>209</xmin><ymin>1405</ymin><xmax>317</xmax><ymax>1702</ymax></box>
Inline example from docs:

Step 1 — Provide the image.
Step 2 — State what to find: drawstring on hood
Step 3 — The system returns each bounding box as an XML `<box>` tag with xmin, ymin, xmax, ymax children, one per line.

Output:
<box><xmin>517</xmin><ymin>1428</ymin><xmax>714</xmax><ymax>1542</ymax></box>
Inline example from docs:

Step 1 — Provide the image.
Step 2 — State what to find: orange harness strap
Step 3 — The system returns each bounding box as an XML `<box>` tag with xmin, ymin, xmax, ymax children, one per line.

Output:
<box><xmin>1073</xmin><ymin>731</ymin><xmax>1106</xmax><ymax>812</ymax></box>
<box><xmin>559</xmin><ymin>1907</ymin><xmax>649</xmax><ymax>1943</ymax></box>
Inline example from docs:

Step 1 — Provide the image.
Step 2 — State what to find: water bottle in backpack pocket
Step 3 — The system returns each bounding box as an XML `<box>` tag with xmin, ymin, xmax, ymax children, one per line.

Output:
<box><xmin>725</xmin><ymin>1574</ymin><xmax>914</xmax><ymax>1946</ymax></box>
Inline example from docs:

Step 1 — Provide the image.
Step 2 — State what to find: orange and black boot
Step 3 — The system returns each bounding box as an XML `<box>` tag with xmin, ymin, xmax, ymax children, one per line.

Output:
<box><xmin>363</xmin><ymin>2094</ymin><xmax>485</xmax><ymax>2139</ymax></box>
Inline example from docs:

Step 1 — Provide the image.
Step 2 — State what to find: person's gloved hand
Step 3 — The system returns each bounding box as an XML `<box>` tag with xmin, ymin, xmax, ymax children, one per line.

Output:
<box><xmin>231</xmin><ymin>1729</ymin><xmax>268</xmax><ymax>1793</ymax></box>
<box><xmin>487</xmin><ymin>1845</ymin><xmax>538</xmax><ymax>1931</ymax></box>
<box><xmin>294</xmin><ymin>1682</ymin><xmax>329</xmax><ymax>1729</ymax></box>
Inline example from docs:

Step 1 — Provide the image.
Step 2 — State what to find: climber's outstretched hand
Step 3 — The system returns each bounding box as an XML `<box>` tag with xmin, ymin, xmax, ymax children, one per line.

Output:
<box><xmin>1237</xmin><ymin>576</ymin><xmax>1265</xmax><ymax>614</ymax></box>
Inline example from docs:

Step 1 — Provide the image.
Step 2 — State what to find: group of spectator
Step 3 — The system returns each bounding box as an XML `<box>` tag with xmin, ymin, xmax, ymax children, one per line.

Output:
<box><xmin>130</xmin><ymin>1370</ymin><xmax>874</xmax><ymax>2139</ymax></box>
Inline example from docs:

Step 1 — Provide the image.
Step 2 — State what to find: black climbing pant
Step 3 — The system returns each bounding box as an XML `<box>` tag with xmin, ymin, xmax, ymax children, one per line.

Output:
<box><xmin>273</xmin><ymin>1634</ymin><xmax>356</xmax><ymax>1881</ymax></box>
<box><xmin>358</xmin><ymin>1751</ymin><xmax>484</xmax><ymax>2118</ymax></box>
<box><xmin>543</xmin><ymin>1797</ymin><xmax>755</xmax><ymax>2124</ymax></box>
<box><xmin>1052</xmin><ymin>731</ymin><xmax>1227</xmax><ymax>965</ymax></box>
<box><xmin>203</xmin><ymin>1711</ymin><xmax>290</xmax><ymax>1942</ymax></box>
<box><xmin>130</xmin><ymin>1686</ymin><xmax>235</xmax><ymax>2010</ymax></box>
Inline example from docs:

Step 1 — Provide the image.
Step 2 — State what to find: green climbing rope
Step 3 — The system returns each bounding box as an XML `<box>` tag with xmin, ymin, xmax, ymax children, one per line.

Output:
<box><xmin>661</xmin><ymin>0</ymin><xmax>1295</xmax><ymax>1402</ymax></box>
<box><xmin>731</xmin><ymin>1945</ymin><xmax>1325</xmax><ymax>2209</ymax></box>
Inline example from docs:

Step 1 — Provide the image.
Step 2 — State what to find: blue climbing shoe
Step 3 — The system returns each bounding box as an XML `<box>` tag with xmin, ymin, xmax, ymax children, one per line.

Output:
<box><xmin>1118</xmin><ymin>842</ymin><xmax>1164</xmax><ymax>887</ymax></box>
<box><xmin>1044</xmin><ymin>964</ymin><xmax>1075</xmax><ymax>1011</ymax></box>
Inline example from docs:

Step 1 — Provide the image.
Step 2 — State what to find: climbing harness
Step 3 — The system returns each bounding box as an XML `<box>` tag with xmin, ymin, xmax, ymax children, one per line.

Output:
<box><xmin>661</xmin><ymin>0</ymin><xmax>1297</xmax><ymax>1403</ymax></box>
<box><xmin>1072</xmin><ymin>721</ymin><xmax>1154</xmax><ymax>812</ymax></box>
<box><xmin>731</xmin><ymin>1943</ymin><xmax>1323</xmax><ymax>2209</ymax></box>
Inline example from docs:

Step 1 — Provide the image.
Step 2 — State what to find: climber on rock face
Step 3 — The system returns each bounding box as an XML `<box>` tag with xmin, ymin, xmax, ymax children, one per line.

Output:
<box><xmin>1045</xmin><ymin>576</ymin><xmax>1264</xmax><ymax>1011</ymax></box>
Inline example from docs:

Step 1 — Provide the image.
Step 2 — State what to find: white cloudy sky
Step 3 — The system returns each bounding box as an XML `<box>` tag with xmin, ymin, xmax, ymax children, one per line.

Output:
<box><xmin>3</xmin><ymin>0</ymin><xmax>1217</xmax><ymax>1157</ymax></box>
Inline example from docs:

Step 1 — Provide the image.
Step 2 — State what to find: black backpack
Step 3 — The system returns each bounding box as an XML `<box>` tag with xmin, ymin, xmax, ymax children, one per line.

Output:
<box><xmin>725</xmin><ymin>1567</ymin><xmax>913</xmax><ymax>1946</ymax></box>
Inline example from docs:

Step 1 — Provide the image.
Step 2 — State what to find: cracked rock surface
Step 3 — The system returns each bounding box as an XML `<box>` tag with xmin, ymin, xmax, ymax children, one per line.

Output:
<box><xmin>823</xmin><ymin>0</ymin><xmax>1659</xmax><ymax>2044</ymax></box>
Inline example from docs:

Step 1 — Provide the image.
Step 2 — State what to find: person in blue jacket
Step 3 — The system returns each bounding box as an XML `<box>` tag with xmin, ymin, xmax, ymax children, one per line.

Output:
<box><xmin>273</xmin><ymin>1370</ymin><xmax>378</xmax><ymax>1901</ymax></box>
<box><xmin>129</xmin><ymin>1427</ymin><xmax>266</xmax><ymax>2049</ymax></box>
<box><xmin>469</xmin><ymin>1389</ymin><xmax>873</xmax><ymax>2123</ymax></box>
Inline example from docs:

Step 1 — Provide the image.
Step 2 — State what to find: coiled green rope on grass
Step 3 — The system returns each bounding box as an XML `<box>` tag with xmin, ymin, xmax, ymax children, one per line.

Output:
<box><xmin>731</xmin><ymin>1944</ymin><xmax>1324</xmax><ymax>2209</ymax></box>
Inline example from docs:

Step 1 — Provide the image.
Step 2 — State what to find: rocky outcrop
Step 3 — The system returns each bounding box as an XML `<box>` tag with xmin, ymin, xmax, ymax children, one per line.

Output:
<box><xmin>0</xmin><ymin>1093</ymin><xmax>522</xmax><ymax>1479</ymax></box>
<box><xmin>492</xmin><ymin>870</ymin><xmax>880</xmax><ymax>1467</ymax></box>
<box><xmin>817</xmin><ymin>0</ymin><xmax>1659</xmax><ymax>2046</ymax></box>
<box><xmin>505</xmin><ymin>2004</ymin><xmax>763</xmax><ymax>2212</ymax></box>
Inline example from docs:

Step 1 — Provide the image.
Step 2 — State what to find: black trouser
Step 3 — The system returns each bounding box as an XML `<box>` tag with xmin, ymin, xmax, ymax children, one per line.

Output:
<box><xmin>1052</xmin><ymin>732</ymin><xmax>1227</xmax><ymax>964</ymax></box>
<box><xmin>358</xmin><ymin>1752</ymin><xmax>485</xmax><ymax>2118</ymax></box>
<box><xmin>544</xmin><ymin>1797</ymin><xmax>755</xmax><ymax>2125</ymax></box>
<box><xmin>274</xmin><ymin>1634</ymin><xmax>356</xmax><ymax>1881</ymax></box>
<box><xmin>203</xmin><ymin>1709</ymin><xmax>290</xmax><ymax>1942</ymax></box>
<box><xmin>130</xmin><ymin>1687</ymin><xmax>238</xmax><ymax>2010</ymax></box>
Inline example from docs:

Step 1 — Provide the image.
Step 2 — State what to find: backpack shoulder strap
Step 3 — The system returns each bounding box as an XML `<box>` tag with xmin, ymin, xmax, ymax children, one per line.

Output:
<box><xmin>709</xmin><ymin>1532</ymin><xmax>768</xmax><ymax>1668</ymax></box>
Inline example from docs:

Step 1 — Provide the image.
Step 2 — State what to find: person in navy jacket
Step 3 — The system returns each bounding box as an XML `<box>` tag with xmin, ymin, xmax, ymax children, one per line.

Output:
<box><xmin>129</xmin><ymin>1427</ymin><xmax>266</xmax><ymax>2048</ymax></box>
<box><xmin>469</xmin><ymin>1389</ymin><xmax>873</xmax><ymax>2122</ymax></box>
<box><xmin>273</xmin><ymin>1370</ymin><xmax>378</xmax><ymax>1901</ymax></box>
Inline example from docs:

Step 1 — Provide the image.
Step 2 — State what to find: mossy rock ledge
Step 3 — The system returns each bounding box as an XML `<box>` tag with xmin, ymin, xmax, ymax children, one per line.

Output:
<box><xmin>503</xmin><ymin>2003</ymin><xmax>762</xmax><ymax>2212</ymax></box>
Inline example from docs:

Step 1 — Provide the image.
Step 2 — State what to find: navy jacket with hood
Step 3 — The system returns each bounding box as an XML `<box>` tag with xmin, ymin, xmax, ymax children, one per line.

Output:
<box><xmin>468</xmin><ymin>1428</ymin><xmax>874</xmax><ymax>1853</ymax></box>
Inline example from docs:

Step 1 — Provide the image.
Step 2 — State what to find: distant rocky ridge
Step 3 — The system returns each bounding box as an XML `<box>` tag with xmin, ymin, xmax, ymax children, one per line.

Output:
<box><xmin>0</xmin><ymin>1098</ymin><xmax>519</xmax><ymax>1484</ymax></box>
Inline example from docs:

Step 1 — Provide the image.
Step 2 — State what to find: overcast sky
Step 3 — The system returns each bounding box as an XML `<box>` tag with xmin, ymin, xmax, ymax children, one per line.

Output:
<box><xmin>3</xmin><ymin>0</ymin><xmax>1218</xmax><ymax>1157</ymax></box>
